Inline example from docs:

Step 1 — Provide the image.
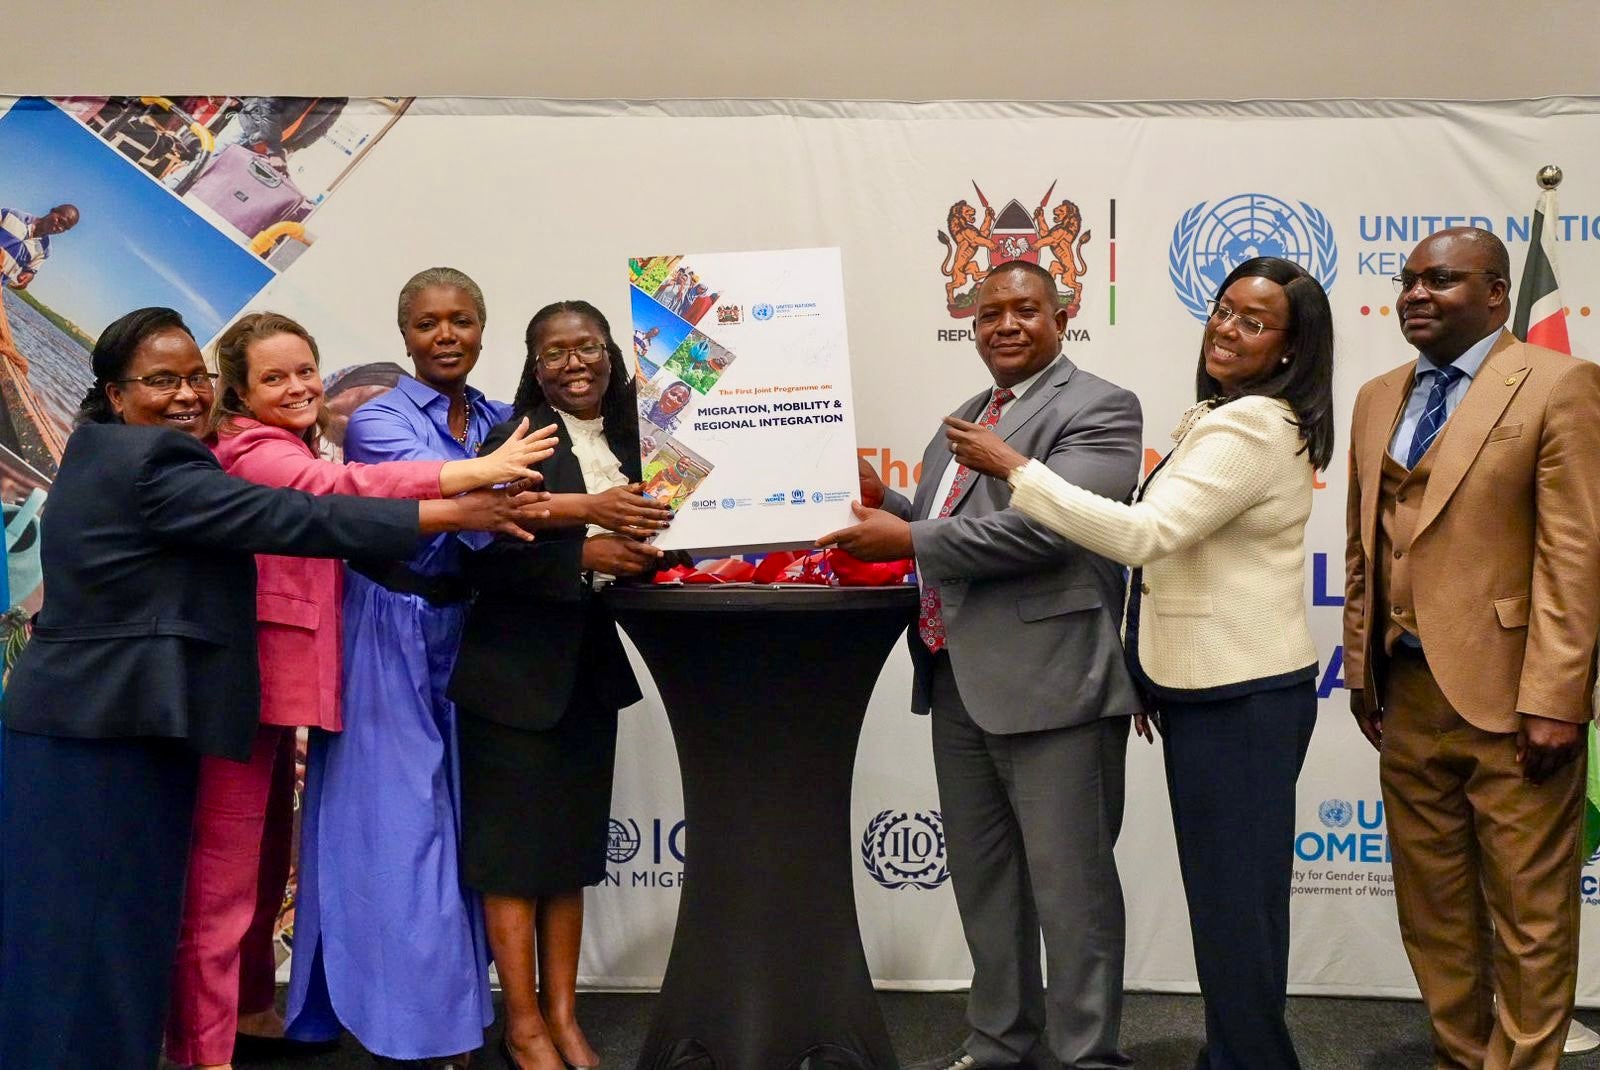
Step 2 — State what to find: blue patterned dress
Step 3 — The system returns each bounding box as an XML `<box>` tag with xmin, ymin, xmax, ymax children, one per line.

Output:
<box><xmin>286</xmin><ymin>376</ymin><xmax>508</xmax><ymax>1060</ymax></box>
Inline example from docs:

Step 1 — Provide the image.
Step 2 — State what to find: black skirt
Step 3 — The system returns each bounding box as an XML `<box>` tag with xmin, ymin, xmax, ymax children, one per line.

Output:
<box><xmin>457</xmin><ymin>692</ymin><xmax>619</xmax><ymax>898</ymax></box>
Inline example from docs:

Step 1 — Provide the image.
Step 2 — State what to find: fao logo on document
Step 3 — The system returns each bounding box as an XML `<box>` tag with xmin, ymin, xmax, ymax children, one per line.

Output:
<box><xmin>861</xmin><ymin>809</ymin><xmax>950</xmax><ymax>889</ymax></box>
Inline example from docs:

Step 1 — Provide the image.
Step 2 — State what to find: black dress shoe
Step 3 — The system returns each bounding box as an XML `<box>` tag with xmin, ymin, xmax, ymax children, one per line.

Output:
<box><xmin>905</xmin><ymin>1050</ymin><xmax>980</xmax><ymax>1070</ymax></box>
<box><xmin>232</xmin><ymin>1031</ymin><xmax>339</xmax><ymax>1061</ymax></box>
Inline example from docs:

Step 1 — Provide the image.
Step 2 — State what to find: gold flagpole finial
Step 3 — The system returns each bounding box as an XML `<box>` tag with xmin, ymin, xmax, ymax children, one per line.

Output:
<box><xmin>1537</xmin><ymin>164</ymin><xmax>1564</xmax><ymax>190</ymax></box>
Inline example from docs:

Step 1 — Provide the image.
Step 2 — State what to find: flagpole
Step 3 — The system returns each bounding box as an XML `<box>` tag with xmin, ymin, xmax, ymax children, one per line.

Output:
<box><xmin>1522</xmin><ymin>162</ymin><xmax>1600</xmax><ymax>1056</ymax></box>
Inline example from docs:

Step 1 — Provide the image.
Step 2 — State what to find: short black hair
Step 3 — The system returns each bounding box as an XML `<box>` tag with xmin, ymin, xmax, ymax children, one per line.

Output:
<box><xmin>1195</xmin><ymin>257</ymin><xmax>1335</xmax><ymax>470</ymax></box>
<box><xmin>76</xmin><ymin>307</ymin><xmax>194</xmax><ymax>425</ymax></box>
<box><xmin>981</xmin><ymin>258</ymin><xmax>1059</xmax><ymax>300</ymax></box>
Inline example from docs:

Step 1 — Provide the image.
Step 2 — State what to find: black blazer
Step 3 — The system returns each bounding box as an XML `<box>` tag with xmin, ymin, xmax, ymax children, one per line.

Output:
<box><xmin>0</xmin><ymin>424</ymin><xmax>418</xmax><ymax>760</ymax></box>
<box><xmin>449</xmin><ymin>403</ymin><xmax>642</xmax><ymax>731</ymax></box>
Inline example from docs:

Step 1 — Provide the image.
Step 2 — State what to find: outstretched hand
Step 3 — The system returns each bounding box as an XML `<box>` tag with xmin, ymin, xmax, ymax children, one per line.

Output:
<box><xmin>943</xmin><ymin>416</ymin><xmax>1028</xmax><ymax>479</ymax></box>
<box><xmin>480</xmin><ymin>418</ymin><xmax>559</xmax><ymax>485</ymax></box>
<box><xmin>587</xmin><ymin>483</ymin><xmax>674</xmax><ymax>537</ymax></box>
<box><xmin>582</xmin><ymin>533</ymin><xmax>666</xmax><ymax>577</ymax></box>
<box><xmin>816</xmin><ymin>501</ymin><xmax>914</xmax><ymax>562</ymax></box>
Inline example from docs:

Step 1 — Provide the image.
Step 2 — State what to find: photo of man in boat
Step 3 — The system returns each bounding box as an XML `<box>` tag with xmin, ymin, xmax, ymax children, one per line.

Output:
<box><xmin>0</xmin><ymin>204</ymin><xmax>79</xmax><ymax>379</ymax></box>
<box><xmin>0</xmin><ymin>204</ymin><xmax>78</xmax><ymax>292</ymax></box>
<box><xmin>0</xmin><ymin>98</ymin><xmax>274</xmax><ymax>481</ymax></box>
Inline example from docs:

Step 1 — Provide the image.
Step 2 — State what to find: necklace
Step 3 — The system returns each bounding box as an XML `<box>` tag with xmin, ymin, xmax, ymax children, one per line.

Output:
<box><xmin>452</xmin><ymin>422</ymin><xmax>470</xmax><ymax>447</ymax></box>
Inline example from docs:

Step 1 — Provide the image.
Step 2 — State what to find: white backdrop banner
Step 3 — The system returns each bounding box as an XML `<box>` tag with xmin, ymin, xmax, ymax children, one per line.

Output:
<box><xmin>4</xmin><ymin>94</ymin><xmax>1600</xmax><ymax>1000</ymax></box>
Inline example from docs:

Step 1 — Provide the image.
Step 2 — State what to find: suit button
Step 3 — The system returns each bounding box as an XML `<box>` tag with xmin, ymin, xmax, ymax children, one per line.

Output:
<box><xmin>1140</xmin><ymin>582</ymin><xmax>1151</xmax><ymax>595</ymax></box>
<box><xmin>1393</xmin><ymin>550</ymin><xmax>1403</xmax><ymax>559</ymax></box>
<box><xmin>1392</xmin><ymin>607</ymin><xmax>1404</xmax><ymax>616</ymax></box>
<box><xmin>1397</xmin><ymin>494</ymin><xmax>1407</xmax><ymax>503</ymax></box>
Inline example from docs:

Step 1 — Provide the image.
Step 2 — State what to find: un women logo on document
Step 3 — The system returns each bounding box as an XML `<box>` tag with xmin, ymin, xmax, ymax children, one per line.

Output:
<box><xmin>861</xmin><ymin>810</ymin><xmax>950</xmax><ymax>889</ymax></box>
<box><xmin>1168</xmin><ymin>193</ymin><xmax>1339</xmax><ymax>321</ymax></box>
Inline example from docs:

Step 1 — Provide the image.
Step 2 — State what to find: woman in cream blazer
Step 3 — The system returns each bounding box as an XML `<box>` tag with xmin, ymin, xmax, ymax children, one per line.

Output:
<box><xmin>949</xmin><ymin>256</ymin><xmax>1334</xmax><ymax>1070</ymax></box>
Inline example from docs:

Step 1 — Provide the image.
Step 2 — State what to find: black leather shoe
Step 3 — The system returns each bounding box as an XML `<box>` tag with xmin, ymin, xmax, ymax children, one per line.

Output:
<box><xmin>906</xmin><ymin>1050</ymin><xmax>980</xmax><ymax>1070</ymax></box>
<box><xmin>233</xmin><ymin>1031</ymin><xmax>339</xmax><ymax>1061</ymax></box>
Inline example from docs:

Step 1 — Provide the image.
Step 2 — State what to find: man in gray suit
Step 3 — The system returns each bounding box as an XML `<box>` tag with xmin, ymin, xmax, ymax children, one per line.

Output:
<box><xmin>820</xmin><ymin>260</ymin><xmax>1143</xmax><ymax>1070</ymax></box>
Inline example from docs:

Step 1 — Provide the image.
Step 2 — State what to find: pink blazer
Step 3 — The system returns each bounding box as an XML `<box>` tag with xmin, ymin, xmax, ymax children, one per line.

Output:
<box><xmin>212</xmin><ymin>419</ymin><xmax>443</xmax><ymax>730</ymax></box>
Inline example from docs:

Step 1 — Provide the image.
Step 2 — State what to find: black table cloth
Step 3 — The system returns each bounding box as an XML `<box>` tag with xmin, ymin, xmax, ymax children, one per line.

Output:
<box><xmin>606</xmin><ymin>584</ymin><xmax>917</xmax><ymax>1070</ymax></box>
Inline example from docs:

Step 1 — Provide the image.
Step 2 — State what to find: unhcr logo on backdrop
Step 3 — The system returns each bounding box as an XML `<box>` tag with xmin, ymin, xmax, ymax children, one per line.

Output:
<box><xmin>1169</xmin><ymin>193</ymin><xmax>1339</xmax><ymax>320</ymax></box>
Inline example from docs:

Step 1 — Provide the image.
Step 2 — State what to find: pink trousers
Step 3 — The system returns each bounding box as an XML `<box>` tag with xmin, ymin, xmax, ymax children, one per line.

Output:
<box><xmin>165</xmin><ymin>725</ymin><xmax>296</xmax><ymax>1066</ymax></box>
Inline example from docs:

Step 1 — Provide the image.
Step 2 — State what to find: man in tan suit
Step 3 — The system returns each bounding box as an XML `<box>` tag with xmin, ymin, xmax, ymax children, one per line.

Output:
<box><xmin>1344</xmin><ymin>227</ymin><xmax>1600</xmax><ymax>1069</ymax></box>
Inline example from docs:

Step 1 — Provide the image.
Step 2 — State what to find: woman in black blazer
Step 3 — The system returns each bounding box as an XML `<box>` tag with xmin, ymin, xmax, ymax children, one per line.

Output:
<box><xmin>0</xmin><ymin>307</ymin><xmax>543</xmax><ymax>1070</ymax></box>
<box><xmin>450</xmin><ymin>300</ymin><xmax>671</xmax><ymax>1070</ymax></box>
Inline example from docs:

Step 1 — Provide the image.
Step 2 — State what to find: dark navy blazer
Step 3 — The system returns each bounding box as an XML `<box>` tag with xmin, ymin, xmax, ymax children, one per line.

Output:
<box><xmin>0</xmin><ymin>423</ymin><xmax>418</xmax><ymax>760</ymax></box>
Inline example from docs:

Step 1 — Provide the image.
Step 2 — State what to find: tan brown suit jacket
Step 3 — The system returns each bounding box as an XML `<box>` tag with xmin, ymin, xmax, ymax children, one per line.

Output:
<box><xmin>1344</xmin><ymin>330</ymin><xmax>1600</xmax><ymax>733</ymax></box>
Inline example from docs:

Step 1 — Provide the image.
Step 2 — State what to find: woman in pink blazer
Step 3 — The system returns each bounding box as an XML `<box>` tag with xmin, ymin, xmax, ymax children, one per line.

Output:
<box><xmin>164</xmin><ymin>311</ymin><xmax>556</xmax><ymax>1070</ymax></box>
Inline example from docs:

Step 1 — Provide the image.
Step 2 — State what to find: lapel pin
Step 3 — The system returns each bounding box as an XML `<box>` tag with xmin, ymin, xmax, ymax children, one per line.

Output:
<box><xmin>1505</xmin><ymin>376</ymin><xmax>1519</xmax><ymax>386</ymax></box>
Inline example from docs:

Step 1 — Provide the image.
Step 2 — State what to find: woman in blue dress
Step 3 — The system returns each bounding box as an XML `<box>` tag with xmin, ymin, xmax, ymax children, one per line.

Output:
<box><xmin>287</xmin><ymin>267</ymin><xmax>512</xmax><ymax>1068</ymax></box>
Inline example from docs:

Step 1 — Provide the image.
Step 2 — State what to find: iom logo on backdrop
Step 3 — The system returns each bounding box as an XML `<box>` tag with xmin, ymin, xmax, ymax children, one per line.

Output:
<box><xmin>606</xmin><ymin>818</ymin><xmax>642</xmax><ymax>864</ymax></box>
<box><xmin>1169</xmin><ymin>193</ymin><xmax>1339</xmax><ymax>320</ymax></box>
<box><xmin>861</xmin><ymin>809</ymin><xmax>950</xmax><ymax>889</ymax></box>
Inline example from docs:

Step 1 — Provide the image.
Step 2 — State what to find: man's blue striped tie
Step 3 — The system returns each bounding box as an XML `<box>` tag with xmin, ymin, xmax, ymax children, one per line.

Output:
<box><xmin>1405</xmin><ymin>365</ymin><xmax>1467</xmax><ymax>468</ymax></box>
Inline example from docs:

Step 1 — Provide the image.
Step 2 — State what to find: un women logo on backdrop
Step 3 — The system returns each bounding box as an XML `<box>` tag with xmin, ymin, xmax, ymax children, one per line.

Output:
<box><xmin>1169</xmin><ymin>193</ymin><xmax>1339</xmax><ymax>320</ymax></box>
<box><xmin>1318</xmin><ymin>798</ymin><xmax>1354</xmax><ymax>829</ymax></box>
<box><xmin>861</xmin><ymin>809</ymin><xmax>950</xmax><ymax>889</ymax></box>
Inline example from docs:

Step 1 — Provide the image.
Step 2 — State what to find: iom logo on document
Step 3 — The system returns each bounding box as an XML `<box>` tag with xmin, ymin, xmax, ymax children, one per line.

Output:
<box><xmin>862</xmin><ymin>809</ymin><xmax>950</xmax><ymax>889</ymax></box>
<box><xmin>1169</xmin><ymin>192</ymin><xmax>1339</xmax><ymax>320</ymax></box>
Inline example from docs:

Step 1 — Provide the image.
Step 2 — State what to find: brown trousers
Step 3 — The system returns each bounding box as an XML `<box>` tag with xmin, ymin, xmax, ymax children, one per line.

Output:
<box><xmin>1380</xmin><ymin>649</ymin><xmax>1584</xmax><ymax>1070</ymax></box>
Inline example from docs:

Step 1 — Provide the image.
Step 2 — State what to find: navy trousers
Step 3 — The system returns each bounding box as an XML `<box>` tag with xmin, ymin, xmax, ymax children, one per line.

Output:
<box><xmin>1159</xmin><ymin>680</ymin><xmax>1317</xmax><ymax>1070</ymax></box>
<box><xmin>0</xmin><ymin>726</ymin><xmax>201</xmax><ymax>1070</ymax></box>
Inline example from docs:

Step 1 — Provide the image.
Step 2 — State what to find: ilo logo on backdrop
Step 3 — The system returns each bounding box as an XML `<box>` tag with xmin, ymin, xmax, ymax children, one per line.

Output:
<box><xmin>861</xmin><ymin>809</ymin><xmax>950</xmax><ymax>889</ymax></box>
<box><xmin>1169</xmin><ymin>193</ymin><xmax>1339</xmax><ymax>320</ymax></box>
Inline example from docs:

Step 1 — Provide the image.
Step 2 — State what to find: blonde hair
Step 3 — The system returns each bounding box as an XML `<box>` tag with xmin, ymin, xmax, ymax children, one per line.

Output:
<box><xmin>396</xmin><ymin>266</ymin><xmax>487</xmax><ymax>331</ymax></box>
<box><xmin>207</xmin><ymin>311</ymin><xmax>331</xmax><ymax>448</ymax></box>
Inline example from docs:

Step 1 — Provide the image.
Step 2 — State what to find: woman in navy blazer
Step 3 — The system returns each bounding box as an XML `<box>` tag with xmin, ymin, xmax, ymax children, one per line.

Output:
<box><xmin>0</xmin><ymin>307</ymin><xmax>542</xmax><ymax>1070</ymax></box>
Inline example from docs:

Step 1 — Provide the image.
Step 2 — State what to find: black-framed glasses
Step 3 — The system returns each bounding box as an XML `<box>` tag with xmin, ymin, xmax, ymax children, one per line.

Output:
<box><xmin>1206</xmin><ymin>300</ymin><xmax>1287</xmax><ymax>339</ymax></box>
<box><xmin>114</xmin><ymin>372</ymin><xmax>219</xmax><ymax>394</ymax></box>
<box><xmin>537</xmin><ymin>343</ymin><xmax>607</xmax><ymax>369</ymax></box>
<box><xmin>1391</xmin><ymin>269</ymin><xmax>1500</xmax><ymax>294</ymax></box>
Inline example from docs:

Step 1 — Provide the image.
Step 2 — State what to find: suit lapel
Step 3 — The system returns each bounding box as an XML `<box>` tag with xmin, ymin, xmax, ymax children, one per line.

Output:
<box><xmin>536</xmin><ymin>403</ymin><xmax>588</xmax><ymax>495</ymax></box>
<box><xmin>1414</xmin><ymin>332</ymin><xmax>1527</xmax><ymax>539</ymax></box>
<box><xmin>997</xmin><ymin>357</ymin><xmax>1072</xmax><ymax>443</ymax></box>
<box><xmin>1358</xmin><ymin>366</ymin><xmax>1412</xmax><ymax>556</ymax></box>
<box><xmin>912</xmin><ymin>389</ymin><xmax>988</xmax><ymax>519</ymax></box>
<box><xmin>947</xmin><ymin>357</ymin><xmax>1074</xmax><ymax>516</ymax></box>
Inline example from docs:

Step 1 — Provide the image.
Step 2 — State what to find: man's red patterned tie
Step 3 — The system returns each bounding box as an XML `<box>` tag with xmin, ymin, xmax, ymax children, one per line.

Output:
<box><xmin>918</xmin><ymin>387</ymin><xmax>1014</xmax><ymax>652</ymax></box>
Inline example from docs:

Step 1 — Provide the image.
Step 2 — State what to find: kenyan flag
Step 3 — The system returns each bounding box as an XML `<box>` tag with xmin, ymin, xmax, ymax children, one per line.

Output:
<box><xmin>1512</xmin><ymin>187</ymin><xmax>1572</xmax><ymax>355</ymax></box>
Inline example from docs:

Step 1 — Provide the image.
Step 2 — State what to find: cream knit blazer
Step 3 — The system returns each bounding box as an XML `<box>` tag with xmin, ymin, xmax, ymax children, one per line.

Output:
<box><xmin>1009</xmin><ymin>394</ymin><xmax>1317</xmax><ymax>692</ymax></box>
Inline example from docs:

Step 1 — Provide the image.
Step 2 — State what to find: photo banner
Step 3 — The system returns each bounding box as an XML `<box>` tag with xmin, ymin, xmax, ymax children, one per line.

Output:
<box><xmin>3</xmin><ymin>94</ymin><xmax>1599</xmax><ymax>1000</ymax></box>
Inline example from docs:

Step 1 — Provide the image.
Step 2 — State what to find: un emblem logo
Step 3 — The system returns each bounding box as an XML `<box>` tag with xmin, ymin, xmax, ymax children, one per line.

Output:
<box><xmin>1318</xmin><ymin>799</ymin><xmax>1354</xmax><ymax>829</ymax></box>
<box><xmin>752</xmin><ymin>303</ymin><xmax>775</xmax><ymax>321</ymax></box>
<box><xmin>861</xmin><ymin>809</ymin><xmax>950</xmax><ymax>889</ymax></box>
<box><xmin>1169</xmin><ymin>193</ymin><xmax>1339</xmax><ymax>320</ymax></box>
<box><xmin>606</xmin><ymin>817</ymin><xmax>642</xmax><ymax>864</ymax></box>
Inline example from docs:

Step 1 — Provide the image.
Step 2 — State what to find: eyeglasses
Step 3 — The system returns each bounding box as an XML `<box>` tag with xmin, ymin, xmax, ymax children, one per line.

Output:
<box><xmin>114</xmin><ymin>372</ymin><xmax>219</xmax><ymax>394</ymax></box>
<box><xmin>1206</xmin><ymin>300</ymin><xmax>1287</xmax><ymax>339</ymax></box>
<box><xmin>537</xmin><ymin>343</ymin><xmax>607</xmax><ymax>369</ymax></box>
<box><xmin>1391</xmin><ymin>269</ymin><xmax>1500</xmax><ymax>294</ymax></box>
